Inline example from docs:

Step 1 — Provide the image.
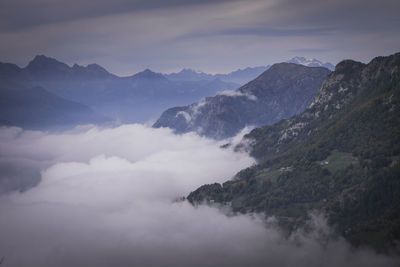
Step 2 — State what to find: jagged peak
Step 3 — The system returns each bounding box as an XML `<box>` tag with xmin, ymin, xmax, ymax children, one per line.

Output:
<box><xmin>333</xmin><ymin>59</ymin><xmax>365</xmax><ymax>74</ymax></box>
<box><xmin>26</xmin><ymin>55</ymin><xmax>70</xmax><ymax>70</ymax></box>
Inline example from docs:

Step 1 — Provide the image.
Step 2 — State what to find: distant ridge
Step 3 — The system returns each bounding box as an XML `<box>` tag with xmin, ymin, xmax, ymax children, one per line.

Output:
<box><xmin>129</xmin><ymin>69</ymin><xmax>167</xmax><ymax>81</ymax></box>
<box><xmin>0</xmin><ymin>83</ymin><xmax>109</xmax><ymax>130</ymax></box>
<box><xmin>165</xmin><ymin>65</ymin><xmax>270</xmax><ymax>85</ymax></box>
<box><xmin>24</xmin><ymin>55</ymin><xmax>116</xmax><ymax>80</ymax></box>
<box><xmin>154</xmin><ymin>63</ymin><xmax>330</xmax><ymax>139</ymax></box>
<box><xmin>0</xmin><ymin>55</ymin><xmax>238</xmax><ymax>124</ymax></box>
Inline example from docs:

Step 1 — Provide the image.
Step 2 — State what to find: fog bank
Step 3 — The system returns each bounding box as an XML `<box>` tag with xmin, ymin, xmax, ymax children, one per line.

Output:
<box><xmin>0</xmin><ymin>124</ymin><xmax>397</xmax><ymax>267</ymax></box>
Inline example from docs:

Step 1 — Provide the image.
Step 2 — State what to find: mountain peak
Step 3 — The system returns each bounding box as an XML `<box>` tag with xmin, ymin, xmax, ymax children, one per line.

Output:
<box><xmin>26</xmin><ymin>55</ymin><xmax>70</xmax><ymax>72</ymax></box>
<box><xmin>165</xmin><ymin>68</ymin><xmax>214</xmax><ymax>81</ymax></box>
<box><xmin>287</xmin><ymin>56</ymin><xmax>335</xmax><ymax>70</ymax></box>
<box><xmin>130</xmin><ymin>69</ymin><xmax>166</xmax><ymax>80</ymax></box>
<box><xmin>25</xmin><ymin>55</ymin><xmax>114</xmax><ymax>80</ymax></box>
<box><xmin>86</xmin><ymin>63</ymin><xmax>110</xmax><ymax>75</ymax></box>
<box><xmin>179</xmin><ymin>68</ymin><xmax>200</xmax><ymax>74</ymax></box>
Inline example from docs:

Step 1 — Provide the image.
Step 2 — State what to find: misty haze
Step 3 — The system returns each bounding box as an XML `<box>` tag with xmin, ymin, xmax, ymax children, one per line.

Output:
<box><xmin>1</xmin><ymin>0</ymin><xmax>400</xmax><ymax>267</ymax></box>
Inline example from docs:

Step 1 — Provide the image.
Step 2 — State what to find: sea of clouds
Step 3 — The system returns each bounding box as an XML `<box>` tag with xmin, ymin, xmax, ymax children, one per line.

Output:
<box><xmin>0</xmin><ymin>124</ymin><xmax>398</xmax><ymax>267</ymax></box>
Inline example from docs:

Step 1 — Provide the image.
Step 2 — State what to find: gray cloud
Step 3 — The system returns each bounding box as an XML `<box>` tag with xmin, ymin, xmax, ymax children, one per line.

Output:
<box><xmin>181</xmin><ymin>26</ymin><xmax>336</xmax><ymax>39</ymax></box>
<box><xmin>290</xmin><ymin>48</ymin><xmax>331</xmax><ymax>53</ymax></box>
<box><xmin>0</xmin><ymin>0</ymin><xmax>399</xmax><ymax>75</ymax></box>
<box><xmin>267</xmin><ymin>0</ymin><xmax>400</xmax><ymax>31</ymax></box>
<box><xmin>0</xmin><ymin>0</ymin><xmax>238</xmax><ymax>32</ymax></box>
<box><xmin>0</xmin><ymin>125</ymin><xmax>399</xmax><ymax>267</ymax></box>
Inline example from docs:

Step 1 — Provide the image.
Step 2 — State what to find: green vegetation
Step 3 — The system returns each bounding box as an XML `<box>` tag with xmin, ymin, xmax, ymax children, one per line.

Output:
<box><xmin>321</xmin><ymin>150</ymin><xmax>358</xmax><ymax>173</ymax></box>
<box><xmin>188</xmin><ymin>52</ymin><xmax>400</xmax><ymax>251</ymax></box>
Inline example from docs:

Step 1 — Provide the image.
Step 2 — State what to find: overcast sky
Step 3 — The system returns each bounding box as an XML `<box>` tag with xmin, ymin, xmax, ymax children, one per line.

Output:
<box><xmin>0</xmin><ymin>0</ymin><xmax>399</xmax><ymax>75</ymax></box>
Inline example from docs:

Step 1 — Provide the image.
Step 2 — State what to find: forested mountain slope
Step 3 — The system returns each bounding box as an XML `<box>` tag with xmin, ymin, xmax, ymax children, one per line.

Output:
<box><xmin>188</xmin><ymin>52</ymin><xmax>400</xmax><ymax>251</ymax></box>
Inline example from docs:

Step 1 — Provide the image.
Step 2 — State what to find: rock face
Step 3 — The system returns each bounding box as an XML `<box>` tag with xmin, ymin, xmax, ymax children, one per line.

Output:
<box><xmin>154</xmin><ymin>63</ymin><xmax>331</xmax><ymax>139</ymax></box>
<box><xmin>187</xmin><ymin>52</ymin><xmax>400</xmax><ymax>250</ymax></box>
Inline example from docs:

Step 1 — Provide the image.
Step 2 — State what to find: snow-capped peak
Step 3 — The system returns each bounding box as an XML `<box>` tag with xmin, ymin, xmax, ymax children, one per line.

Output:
<box><xmin>287</xmin><ymin>56</ymin><xmax>335</xmax><ymax>70</ymax></box>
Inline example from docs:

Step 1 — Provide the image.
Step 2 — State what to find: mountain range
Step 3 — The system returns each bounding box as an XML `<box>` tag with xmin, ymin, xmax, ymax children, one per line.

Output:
<box><xmin>0</xmin><ymin>81</ymin><xmax>108</xmax><ymax>130</ymax></box>
<box><xmin>165</xmin><ymin>66</ymin><xmax>271</xmax><ymax>85</ymax></box>
<box><xmin>165</xmin><ymin>57</ymin><xmax>334</xmax><ymax>85</ymax></box>
<box><xmin>0</xmin><ymin>55</ymin><xmax>239</xmax><ymax>129</ymax></box>
<box><xmin>0</xmin><ymin>55</ymin><xmax>334</xmax><ymax>130</ymax></box>
<box><xmin>154</xmin><ymin>63</ymin><xmax>331</xmax><ymax>139</ymax></box>
<box><xmin>187</xmin><ymin>52</ymin><xmax>400</xmax><ymax>251</ymax></box>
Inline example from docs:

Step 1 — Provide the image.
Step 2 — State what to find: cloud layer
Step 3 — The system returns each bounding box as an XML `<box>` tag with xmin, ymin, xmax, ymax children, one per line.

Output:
<box><xmin>0</xmin><ymin>124</ymin><xmax>398</xmax><ymax>266</ymax></box>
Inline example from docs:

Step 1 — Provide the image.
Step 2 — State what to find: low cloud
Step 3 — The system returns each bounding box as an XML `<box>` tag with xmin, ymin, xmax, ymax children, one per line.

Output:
<box><xmin>217</xmin><ymin>89</ymin><xmax>257</xmax><ymax>101</ymax></box>
<box><xmin>0</xmin><ymin>124</ymin><xmax>398</xmax><ymax>266</ymax></box>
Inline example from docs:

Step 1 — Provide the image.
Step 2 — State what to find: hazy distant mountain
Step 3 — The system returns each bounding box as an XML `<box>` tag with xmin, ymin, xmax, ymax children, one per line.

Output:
<box><xmin>165</xmin><ymin>65</ymin><xmax>270</xmax><ymax>85</ymax></box>
<box><xmin>166</xmin><ymin>59</ymin><xmax>332</xmax><ymax>86</ymax></box>
<box><xmin>164</xmin><ymin>69</ymin><xmax>215</xmax><ymax>82</ymax></box>
<box><xmin>26</xmin><ymin>55</ymin><xmax>117</xmax><ymax>80</ymax></box>
<box><xmin>129</xmin><ymin>68</ymin><xmax>168</xmax><ymax>81</ymax></box>
<box><xmin>188</xmin><ymin>52</ymin><xmax>400</xmax><ymax>250</ymax></box>
<box><xmin>154</xmin><ymin>63</ymin><xmax>330</xmax><ymax>139</ymax></box>
<box><xmin>0</xmin><ymin>82</ymin><xmax>108</xmax><ymax>130</ymax></box>
<box><xmin>214</xmin><ymin>66</ymin><xmax>271</xmax><ymax>85</ymax></box>
<box><xmin>0</xmin><ymin>55</ymin><xmax>238</xmax><ymax>125</ymax></box>
<box><xmin>287</xmin><ymin>56</ymin><xmax>335</xmax><ymax>70</ymax></box>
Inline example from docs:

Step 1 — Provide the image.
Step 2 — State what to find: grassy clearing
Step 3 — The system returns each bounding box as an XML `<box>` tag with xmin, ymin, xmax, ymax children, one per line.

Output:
<box><xmin>323</xmin><ymin>150</ymin><xmax>358</xmax><ymax>173</ymax></box>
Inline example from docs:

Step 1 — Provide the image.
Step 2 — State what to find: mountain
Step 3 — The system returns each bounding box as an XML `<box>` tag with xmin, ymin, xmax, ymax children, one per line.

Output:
<box><xmin>165</xmin><ymin>65</ymin><xmax>270</xmax><ymax>85</ymax></box>
<box><xmin>166</xmin><ymin>61</ymin><xmax>331</xmax><ymax>86</ymax></box>
<box><xmin>26</xmin><ymin>55</ymin><xmax>116</xmax><ymax>80</ymax></box>
<box><xmin>287</xmin><ymin>56</ymin><xmax>335</xmax><ymax>70</ymax></box>
<box><xmin>214</xmin><ymin>66</ymin><xmax>271</xmax><ymax>85</ymax></box>
<box><xmin>187</xmin><ymin>52</ymin><xmax>400</xmax><ymax>251</ymax></box>
<box><xmin>129</xmin><ymin>68</ymin><xmax>167</xmax><ymax>81</ymax></box>
<box><xmin>0</xmin><ymin>62</ymin><xmax>29</xmax><ymax>80</ymax></box>
<box><xmin>164</xmin><ymin>68</ymin><xmax>215</xmax><ymax>82</ymax></box>
<box><xmin>0</xmin><ymin>55</ymin><xmax>238</xmax><ymax>125</ymax></box>
<box><xmin>0</xmin><ymin>82</ymin><xmax>109</xmax><ymax>130</ymax></box>
<box><xmin>154</xmin><ymin>63</ymin><xmax>330</xmax><ymax>139</ymax></box>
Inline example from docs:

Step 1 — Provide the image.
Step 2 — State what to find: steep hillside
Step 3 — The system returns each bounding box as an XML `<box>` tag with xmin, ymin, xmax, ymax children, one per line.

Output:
<box><xmin>187</xmin><ymin>52</ymin><xmax>400</xmax><ymax>251</ymax></box>
<box><xmin>154</xmin><ymin>63</ymin><xmax>330</xmax><ymax>139</ymax></box>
